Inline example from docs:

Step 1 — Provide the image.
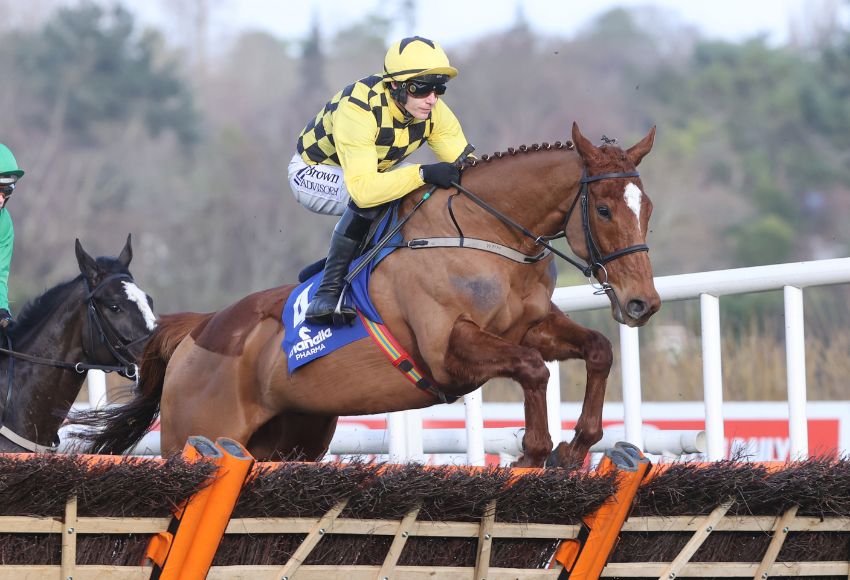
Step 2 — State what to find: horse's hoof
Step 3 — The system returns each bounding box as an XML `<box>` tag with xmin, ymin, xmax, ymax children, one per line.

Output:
<box><xmin>511</xmin><ymin>454</ymin><xmax>546</xmax><ymax>468</ymax></box>
<box><xmin>545</xmin><ymin>442</ymin><xmax>587</xmax><ymax>470</ymax></box>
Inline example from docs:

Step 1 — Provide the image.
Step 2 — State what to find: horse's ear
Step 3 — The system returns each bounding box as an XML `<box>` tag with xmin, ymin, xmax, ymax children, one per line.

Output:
<box><xmin>118</xmin><ymin>233</ymin><xmax>133</xmax><ymax>268</ymax></box>
<box><xmin>626</xmin><ymin>125</ymin><xmax>656</xmax><ymax>167</ymax></box>
<box><xmin>75</xmin><ymin>238</ymin><xmax>99</xmax><ymax>280</ymax></box>
<box><xmin>571</xmin><ymin>122</ymin><xmax>599</xmax><ymax>162</ymax></box>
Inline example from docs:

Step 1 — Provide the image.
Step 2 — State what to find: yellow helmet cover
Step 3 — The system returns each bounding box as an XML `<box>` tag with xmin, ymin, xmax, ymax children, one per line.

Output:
<box><xmin>383</xmin><ymin>36</ymin><xmax>458</xmax><ymax>82</ymax></box>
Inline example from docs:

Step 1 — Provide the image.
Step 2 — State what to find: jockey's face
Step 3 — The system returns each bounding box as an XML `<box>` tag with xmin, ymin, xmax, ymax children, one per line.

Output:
<box><xmin>0</xmin><ymin>183</ymin><xmax>15</xmax><ymax>209</ymax></box>
<box><xmin>393</xmin><ymin>80</ymin><xmax>442</xmax><ymax>121</ymax></box>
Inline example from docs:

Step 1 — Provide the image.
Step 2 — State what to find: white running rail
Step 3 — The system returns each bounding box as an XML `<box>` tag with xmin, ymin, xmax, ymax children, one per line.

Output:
<box><xmin>387</xmin><ymin>257</ymin><xmax>850</xmax><ymax>462</ymax></box>
<box><xmin>556</xmin><ymin>257</ymin><xmax>850</xmax><ymax>460</ymax></box>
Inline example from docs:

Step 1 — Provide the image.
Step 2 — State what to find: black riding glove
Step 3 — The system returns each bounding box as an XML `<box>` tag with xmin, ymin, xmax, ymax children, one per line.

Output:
<box><xmin>0</xmin><ymin>309</ymin><xmax>11</xmax><ymax>328</ymax></box>
<box><xmin>420</xmin><ymin>162</ymin><xmax>460</xmax><ymax>189</ymax></box>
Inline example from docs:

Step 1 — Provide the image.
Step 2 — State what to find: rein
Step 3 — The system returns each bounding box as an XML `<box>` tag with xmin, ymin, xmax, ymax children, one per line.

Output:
<box><xmin>0</xmin><ymin>344</ymin><xmax>139</xmax><ymax>376</ymax></box>
<box><xmin>447</xmin><ymin>168</ymin><xmax>649</xmax><ymax>288</ymax></box>
<box><xmin>0</xmin><ymin>272</ymin><xmax>149</xmax><ymax>453</ymax></box>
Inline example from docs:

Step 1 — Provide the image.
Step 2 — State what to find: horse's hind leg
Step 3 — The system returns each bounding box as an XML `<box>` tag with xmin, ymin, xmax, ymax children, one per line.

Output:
<box><xmin>444</xmin><ymin>314</ymin><xmax>552</xmax><ymax>467</ymax></box>
<box><xmin>246</xmin><ymin>413</ymin><xmax>338</xmax><ymax>461</ymax></box>
<box><xmin>521</xmin><ymin>303</ymin><xmax>613</xmax><ymax>467</ymax></box>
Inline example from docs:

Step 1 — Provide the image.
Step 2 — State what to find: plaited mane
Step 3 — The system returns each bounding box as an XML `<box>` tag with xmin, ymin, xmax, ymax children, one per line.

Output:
<box><xmin>460</xmin><ymin>140</ymin><xmax>575</xmax><ymax>169</ymax></box>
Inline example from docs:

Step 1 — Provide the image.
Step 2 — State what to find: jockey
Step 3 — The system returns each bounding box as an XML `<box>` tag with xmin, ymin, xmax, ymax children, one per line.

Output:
<box><xmin>0</xmin><ymin>144</ymin><xmax>22</xmax><ymax>329</ymax></box>
<box><xmin>289</xmin><ymin>36</ymin><xmax>474</xmax><ymax>326</ymax></box>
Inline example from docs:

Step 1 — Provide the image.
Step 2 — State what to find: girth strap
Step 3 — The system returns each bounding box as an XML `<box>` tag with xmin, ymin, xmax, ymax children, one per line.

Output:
<box><xmin>358</xmin><ymin>312</ymin><xmax>458</xmax><ymax>405</ymax></box>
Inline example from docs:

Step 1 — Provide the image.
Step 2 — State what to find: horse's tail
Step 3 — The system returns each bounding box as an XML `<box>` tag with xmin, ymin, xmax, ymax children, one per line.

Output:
<box><xmin>71</xmin><ymin>312</ymin><xmax>213</xmax><ymax>455</ymax></box>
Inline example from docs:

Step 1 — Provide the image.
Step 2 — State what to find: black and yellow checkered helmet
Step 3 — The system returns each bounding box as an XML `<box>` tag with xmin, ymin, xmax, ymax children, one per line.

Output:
<box><xmin>383</xmin><ymin>36</ymin><xmax>457</xmax><ymax>82</ymax></box>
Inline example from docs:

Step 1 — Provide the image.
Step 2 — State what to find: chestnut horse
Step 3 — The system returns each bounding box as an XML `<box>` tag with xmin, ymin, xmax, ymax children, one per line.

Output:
<box><xmin>79</xmin><ymin>123</ymin><xmax>659</xmax><ymax>467</ymax></box>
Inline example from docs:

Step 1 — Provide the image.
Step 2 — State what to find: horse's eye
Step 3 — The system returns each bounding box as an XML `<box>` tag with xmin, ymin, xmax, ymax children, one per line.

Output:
<box><xmin>108</xmin><ymin>304</ymin><xmax>121</xmax><ymax>313</ymax></box>
<box><xmin>596</xmin><ymin>205</ymin><xmax>612</xmax><ymax>219</ymax></box>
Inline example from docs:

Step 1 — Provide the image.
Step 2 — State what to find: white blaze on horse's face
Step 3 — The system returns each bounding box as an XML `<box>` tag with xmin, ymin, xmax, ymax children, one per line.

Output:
<box><xmin>122</xmin><ymin>281</ymin><xmax>157</xmax><ymax>331</ymax></box>
<box><xmin>623</xmin><ymin>182</ymin><xmax>643</xmax><ymax>233</ymax></box>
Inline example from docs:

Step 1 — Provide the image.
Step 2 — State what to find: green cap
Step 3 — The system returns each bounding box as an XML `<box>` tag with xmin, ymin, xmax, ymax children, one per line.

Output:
<box><xmin>0</xmin><ymin>144</ymin><xmax>24</xmax><ymax>179</ymax></box>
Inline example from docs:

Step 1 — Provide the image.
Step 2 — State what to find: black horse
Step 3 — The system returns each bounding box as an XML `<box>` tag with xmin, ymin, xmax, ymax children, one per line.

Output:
<box><xmin>0</xmin><ymin>235</ymin><xmax>155</xmax><ymax>452</ymax></box>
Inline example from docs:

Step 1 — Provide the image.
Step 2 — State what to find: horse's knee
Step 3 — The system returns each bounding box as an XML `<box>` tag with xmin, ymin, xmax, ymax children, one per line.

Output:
<box><xmin>584</xmin><ymin>331</ymin><xmax>613</xmax><ymax>373</ymax></box>
<box><xmin>517</xmin><ymin>355</ymin><xmax>549</xmax><ymax>390</ymax></box>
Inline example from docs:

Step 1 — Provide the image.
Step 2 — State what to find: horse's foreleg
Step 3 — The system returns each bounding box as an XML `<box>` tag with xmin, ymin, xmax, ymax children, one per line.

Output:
<box><xmin>521</xmin><ymin>303</ymin><xmax>613</xmax><ymax>466</ymax></box>
<box><xmin>445</xmin><ymin>314</ymin><xmax>552</xmax><ymax>467</ymax></box>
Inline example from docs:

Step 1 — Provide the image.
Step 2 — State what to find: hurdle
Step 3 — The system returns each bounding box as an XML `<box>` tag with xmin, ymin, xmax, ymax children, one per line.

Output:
<box><xmin>3</xmin><ymin>449</ymin><xmax>850</xmax><ymax>578</ymax></box>
<box><xmin>0</xmin><ymin>444</ymin><xmax>643</xmax><ymax>579</ymax></box>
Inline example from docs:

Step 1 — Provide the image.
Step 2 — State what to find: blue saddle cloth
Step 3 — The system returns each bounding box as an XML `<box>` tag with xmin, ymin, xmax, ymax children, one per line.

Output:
<box><xmin>281</xmin><ymin>204</ymin><xmax>403</xmax><ymax>372</ymax></box>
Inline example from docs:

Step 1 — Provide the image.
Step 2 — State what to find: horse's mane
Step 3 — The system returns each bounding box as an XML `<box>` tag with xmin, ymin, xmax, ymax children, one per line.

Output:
<box><xmin>9</xmin><ymin>276</ymin><xmax>83</xmax><ymax>341</ymax></box>
<box><xmin>461</xmin><ymin>140</ymin><xmax>575</xmax><ymax>170</ymax></box>
<box><xmin>9</xmin><ymin>256</ymin><xmax>129</xmax><ymax>341</ymax></box>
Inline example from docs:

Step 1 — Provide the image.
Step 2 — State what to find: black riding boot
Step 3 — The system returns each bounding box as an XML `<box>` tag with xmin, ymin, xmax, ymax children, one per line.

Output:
<box><xmin>305</xmin><ymin>206</ymin><xmax>374</xmax><ymax>326</ymax></box>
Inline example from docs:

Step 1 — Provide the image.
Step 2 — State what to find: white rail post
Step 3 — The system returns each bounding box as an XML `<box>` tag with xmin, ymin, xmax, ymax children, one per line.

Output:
<box><xmin>464</xmin><ymin>389</ymin><xmax>485</xmax><ymax>466</ymax></box>
<box><xmin>87</xmin><ymin>370</ymin><xmax>107</xmax><ymax>409</ymax></box>
<box><xmin>784</xmin><ymin>285</ymin><xmax>809</xmax><ymax>459</ymax></box>
<box><xmin>545</xmin><ymin>361</ymin><xmax>562</xmax><ymax>447</ymax></box>
<box><xmin>619</xmin><ymin>325</ymin><xmax>643</xmax><ymax>450</ymax></box>
<box><xmin>387</xmin><ymin>411</ymin><xmax>408</xmax><ymax>462</ymax></box>
<box><xmin>700</xmin><ymin>293</ymin><xmax>725</xmax><ymax>461</ymax></box>
<box><xmin>404</xmin><ymin>409</ymin><xmax>425</xmax><ymax>463</ymax></box>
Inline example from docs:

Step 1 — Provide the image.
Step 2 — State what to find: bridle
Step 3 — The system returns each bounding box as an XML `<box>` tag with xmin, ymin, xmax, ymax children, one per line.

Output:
<box><xmin>558</xmin><ymin>169</ymin><xmax>649</xmax><ymax>292</ymax></box>
<box><xmin>448</xmin><ymin>168</ymin><xmax>649</xmax><ymax>293</ymax></box>
<box><xmin>0</xmin><ymin>272</ymin><xmax>152</xmax><ymax>452</ymax></box>
<box><xmin>82</xmin><ymin>272</ymin><xmax>151</xmax><ymax>377</ymax></box>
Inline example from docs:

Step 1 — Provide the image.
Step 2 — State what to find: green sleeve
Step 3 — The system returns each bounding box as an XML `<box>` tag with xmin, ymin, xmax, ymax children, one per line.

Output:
<box><xmin>0</xmin><ymin>210</ymin><xmax>14</xmax><ymax>312</ymax></box>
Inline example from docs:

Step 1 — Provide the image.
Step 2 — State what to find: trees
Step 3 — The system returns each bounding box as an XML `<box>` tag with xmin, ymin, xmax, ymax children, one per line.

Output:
<box><xmin>13</xmin><ymin>2</ymin><xmax>197</xmax><ymax>145</ymax></box>
<box><xmin>647</xmin><ymin>36</ymin><xmax>850</xmax><ymax>268</ymax></box>
<box><xmin>1</xmin><ymin>3</ymin><xmax>199</xmax><ymax>309</ymax></box>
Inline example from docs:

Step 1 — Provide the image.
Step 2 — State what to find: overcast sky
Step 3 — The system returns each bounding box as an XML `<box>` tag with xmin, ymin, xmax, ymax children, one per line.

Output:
<box><xmin>130</xmin><ymin>0</ymin><xmax>826</xmax><ymax>50</ymax></box>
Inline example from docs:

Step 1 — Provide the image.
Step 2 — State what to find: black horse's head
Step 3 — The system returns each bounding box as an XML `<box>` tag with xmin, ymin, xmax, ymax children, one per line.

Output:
<box><xmin>75</xmin><ymin>234</ymin><xmax>156</xmax><ymax>371</ymax></box>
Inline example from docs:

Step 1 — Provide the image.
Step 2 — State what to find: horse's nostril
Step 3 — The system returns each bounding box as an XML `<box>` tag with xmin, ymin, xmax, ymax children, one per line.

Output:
<box><xmin>626</xmin><ymin>299</ymin><xmax>648</xmax><ymax>319</ymax></box>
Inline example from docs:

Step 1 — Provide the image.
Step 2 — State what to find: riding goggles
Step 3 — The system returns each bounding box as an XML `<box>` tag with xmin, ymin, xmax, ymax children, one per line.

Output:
<box><xmin>0</xmin><ymin>175</ymin><xmax>19</xmax><ymax>185</ymax></box>
<box><xmin>0</xmin><ymin>183</ymin><xmax>14</xmax><ymax>198</ymax></box>
<box><xmin>406</xmin><ymin>81</ymin><xmax>446</xmax><ymax>98</ymax></box>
